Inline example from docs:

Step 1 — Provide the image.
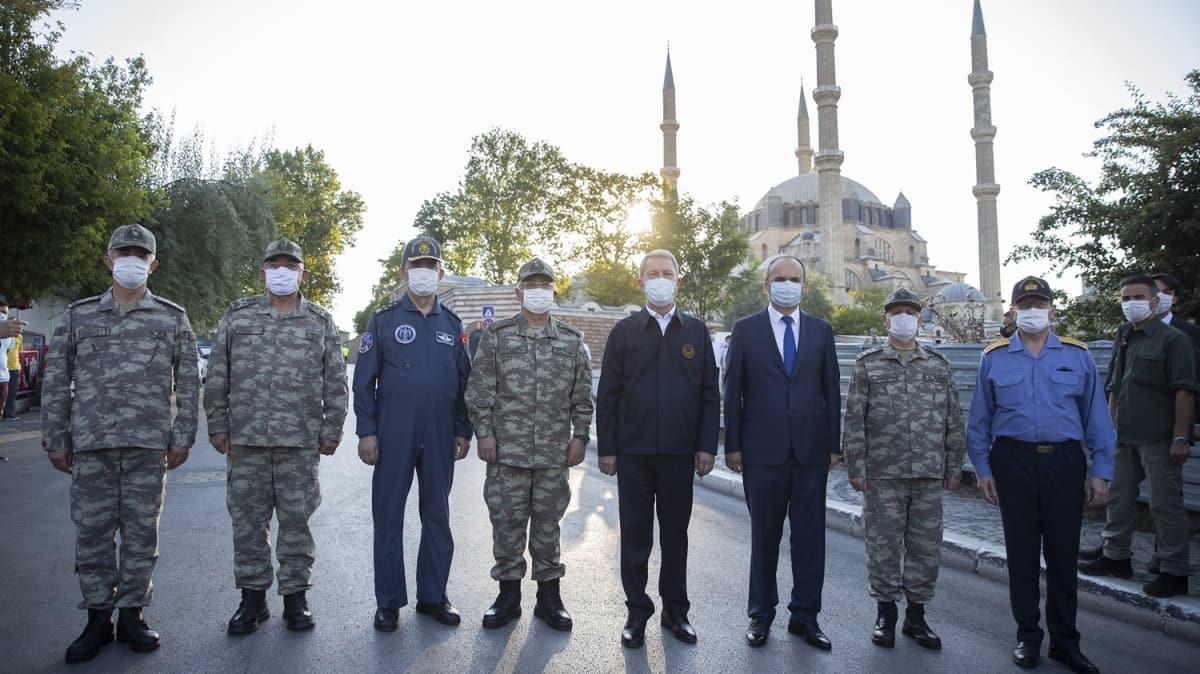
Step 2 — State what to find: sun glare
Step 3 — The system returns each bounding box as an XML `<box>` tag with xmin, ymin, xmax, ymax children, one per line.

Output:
<box><xmin>622</xmin><ymin>201</ymin><xmax>653</xmax><ymax>234</ymax></box>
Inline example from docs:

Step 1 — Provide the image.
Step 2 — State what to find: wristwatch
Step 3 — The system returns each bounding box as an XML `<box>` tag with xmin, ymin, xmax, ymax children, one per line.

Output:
<box><xmin>1173</xmin><ymin>436</ymin><xmax>1189</xmax><ymax>445</ymax></box>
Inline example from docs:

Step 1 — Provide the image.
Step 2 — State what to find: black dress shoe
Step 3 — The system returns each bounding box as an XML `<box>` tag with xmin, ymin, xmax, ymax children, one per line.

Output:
<box><xmin>788</xmin><ymin>619</ymin><xmax>832</xmax><ymax>651</ymax></box>
<box><xmin>115</xmin><ymin>608</ymin><xmax>160</xmax><ymax>653</ymax></box>
<box><xmin>374</xmin><ymin>608</ymin><xmax>399</xmax><ymax>632</ymax></box>
<box><xmin>661</xmin><ymin>609</ymin><xmax>697</xmax><ymax>644</ymax></box>
<box><xmin>871</xmin><ymin>602</ymin><xmax>897</xmax><ymax>648</ymax></box>
<box><xmin>1143</xmin><ymin>572</ymin><xmax>1188</xmax><ymax>598</ymax></box>
<box><xmin>65</xmin><ymin>609</ymin><xmax>114</xmax><ymax>663</ymax></box>
<box><xmin>283</xmin><ymin>592</ymin><xmax>315</xmax><ymax>631</ymax></box>
<box><xmin>416</xmin><ymin>601</ymin><xmax>462</xmax><ymax>626</ymax></box>
<box><xmin>227</xmin><ymin>589</ymin><xmax>270</xmax><ymax>635</ymax></box>
<box><xmin>621</xmin><ymin>616</ymin><xmax>647</xmax><ymax>649</ymax></box>
<box><xmin>1048</xmin><ymin>645</ymin><xmax>1099</xmax><ymax>673</ymax></box>
<box><xmin>1078</xmin><ymin>544</ymin><xmax>1104</xmax><ymax>561</ymax></box>
<box><xmin>1077</xmin><ymin>555</ymin><xmax>1133</xmax><ymax>579</ymax></box>
<box><xmin>746</xmin><ymin>617</ymin><xmax>770</xmax><ymax>647</ymax></box>
<box><xmin>1012</xmin><ymin>640</ymin><xmax>1041</xmax><ymax>668</ymax></box>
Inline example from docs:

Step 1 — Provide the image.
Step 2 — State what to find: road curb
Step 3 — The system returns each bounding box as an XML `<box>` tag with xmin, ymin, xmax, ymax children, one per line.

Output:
<box><xmin>693</xmin><ymin>468</ymin><xmax>1200</xmax><ymax>644</ymax></box>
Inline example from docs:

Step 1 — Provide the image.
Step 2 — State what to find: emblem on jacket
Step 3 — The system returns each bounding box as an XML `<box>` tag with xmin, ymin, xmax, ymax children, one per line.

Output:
<box><xmin>395</xmin><ymin>324</ymin><xmax>416</xmax><ymax>344</ymax></box>
<box><xmin>681</xmin><ymin>344</ymin><xmax>696</xmax><ymax>359</ymax></box>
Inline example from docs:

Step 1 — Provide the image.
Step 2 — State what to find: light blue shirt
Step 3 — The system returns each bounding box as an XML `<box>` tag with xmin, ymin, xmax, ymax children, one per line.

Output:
<box><xmin>966</xmin><ymin>332</ymin><xmax>1116</xmax><ymax>480</ymax></box>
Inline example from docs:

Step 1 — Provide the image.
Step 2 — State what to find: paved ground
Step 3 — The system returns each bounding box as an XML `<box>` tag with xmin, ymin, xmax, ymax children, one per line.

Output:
<box><xmin>3</xmin><ymin>405</ymin><xmax>1200</xmax><ymax>673</ymax></box>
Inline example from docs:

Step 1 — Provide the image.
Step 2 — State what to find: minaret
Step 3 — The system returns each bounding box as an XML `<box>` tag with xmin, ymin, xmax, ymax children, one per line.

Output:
<box><xmin>795</xmin><ymin>82</ymin><xmax>813</xmax><ymax>174</ymax></box>
<box><xmin>970</xmin><ymin>0</ymin><xmax>1003</xmax><ymax>321</ymax></box>
<box><xmin>812</xmin><ymin>0</ymin><xmax>846</xmax><ymax>300</ymax></box>
<box><xmin>660</xmin><ymin>51</ymin><xmax>680</xmax><ymax>192</ymax></box>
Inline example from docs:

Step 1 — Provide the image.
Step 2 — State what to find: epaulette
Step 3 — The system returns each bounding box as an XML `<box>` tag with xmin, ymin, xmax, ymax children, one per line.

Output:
<box><xmin>442</xmin><ymin>305</ymin><xmax>461</xmax><ymax>322</ymax></box>
<box><xmin>374</xmin><ymin>299</ymin><xmax>402</xmax><ymax>315</ymax></box>
<box><xmin>153</xmin><ymin>295</ymin><xmax>187</xmax><ymax>313</ymax></box>
<box><xmin>488</xmin><ymin>315</ymin><xmax>518</xmax><ymax>331</ymax></box>
<box><xmin>923</xmin><ymin>345</ymin><xmax>949</xmax><ymax>362</ymax></box>
<box><xmin>855</xmin><ymin>345</ymin><xmax>885</xmax><ymax>360</ymax></box>
<box><xmin>228</xmin><ymin>297</ymin><xmax>259</xmax><ymax>312</ymax></box>
<box><xmin>983</xmin><ymin>338</ymin><xmax>1009</xmax><ymax>355</ymax></box>
<box><xmin>554</xmin><ymin>319</ymin><xmax>582</xmax><ymax>337</ymax></box>
<box><xmin>303</xmin><ymin>300</ymin><xmax>332</xmax><ymax>320</ymax></box>
<box><xmin>68</xmin><ymin>295</ymin><xmax>102</xmax><ymax>309</ymax></box>
<box><xmin>1060</xmin><ymin>336</ymin><xmax>1089</xmax><ymax>350</ymax></box>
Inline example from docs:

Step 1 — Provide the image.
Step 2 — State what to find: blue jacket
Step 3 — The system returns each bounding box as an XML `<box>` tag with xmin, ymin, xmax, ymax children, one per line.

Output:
<box><xmin>723</xmin><ymin>307</ymin><xmax>841</xmax><ymax>466</ymax></box>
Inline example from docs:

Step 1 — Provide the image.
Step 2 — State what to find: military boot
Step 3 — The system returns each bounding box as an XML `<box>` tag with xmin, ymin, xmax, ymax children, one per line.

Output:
<box><xmin>115</xmin><ymin>607</ymin><xmax>160</xmax><ymax>653</ymax></box>
<box><xmin>283</xmin><ymin>591</ymin><xmax>316</xmax><ymax>631</ymax></box>
<box><xmin>227</xmin><ymin>589</ymin><xmax>270</xmax><ymax>635</ymax></box>
<box><xmin>533</xmin><ymin>579</ymin><xmax>573</xmax><ymax>631</ymax></box>
<box><xmin>871</xmin><ymin>601</ymin><xmax>897</xmax><ymax>648</ymax></box>
<box><xmin>901</xmin><ymin>603</ymin><xmax>942</xmax><ymax>650</ymax></box>
<box><xmin>482</xmin><ymin>580</ymin><xmax>522</xmax><ymax>629</ymax></box>
<box><xmin>65</xmin><ymin>609</ymin><xmax>115</xmax><ymax>664</ymax></box>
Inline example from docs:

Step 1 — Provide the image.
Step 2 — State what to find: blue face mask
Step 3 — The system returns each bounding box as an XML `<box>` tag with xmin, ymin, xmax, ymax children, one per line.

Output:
<box><xmin>769</xmin><ymin>281</ymin><xmax>803</xmax><ymax>308</ymax></box>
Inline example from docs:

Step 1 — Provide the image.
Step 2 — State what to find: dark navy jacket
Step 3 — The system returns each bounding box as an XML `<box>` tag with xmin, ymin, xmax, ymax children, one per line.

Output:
<box><xmin>596</xmin><ymin>308</ymin><xmax>719</xmax><ymax>457</ymax></box>
<box><xmin>352</xmin><ymin>294</ymin><xmax>472</xmax><ymax>444</ymax></box>
<box><xmin>723</xmin><ymin>307</ymin><xmax>840</xmax><ymax>466</ymax></box>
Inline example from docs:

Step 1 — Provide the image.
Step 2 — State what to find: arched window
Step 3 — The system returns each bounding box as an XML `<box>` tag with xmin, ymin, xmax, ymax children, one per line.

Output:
<box><xmin>845</xmin><ymin>269</ymin><xmax>862</xmax><ymax>289</ymax></box>
<box><xmin>874</xmin><ymin>238</ymin><xmax>896</xmax><ymax>262</ymax></box>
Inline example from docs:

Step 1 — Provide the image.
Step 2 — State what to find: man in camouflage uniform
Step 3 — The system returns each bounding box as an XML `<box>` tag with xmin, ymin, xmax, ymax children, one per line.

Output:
<box><xmin>466</xmin><ymin>257</ymin><xmax>593</xmax><ymax>632</ymax></box>
<box><xmin>841</xmin><ymin>287</ymin><xmax>966</xmax><ymax>651</ymax></box>
<box><xmin>205</xmin><ymin>238</ymin><xmax>347</xmax><ymax>635</ymax></box>
<box><xmin>41</xmin><ymin>224</ymin><xmax>200</xmax><ymax>663</ymax></box>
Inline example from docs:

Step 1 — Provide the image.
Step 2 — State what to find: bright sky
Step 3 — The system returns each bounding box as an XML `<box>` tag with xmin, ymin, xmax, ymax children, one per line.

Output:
<box><xmin>54</xmin><ymin>0</ymin><xmax>1200</xmax><ymax>329</ymax></box>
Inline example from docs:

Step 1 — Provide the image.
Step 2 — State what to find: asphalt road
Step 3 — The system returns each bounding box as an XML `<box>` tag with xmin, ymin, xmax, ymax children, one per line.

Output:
<box><xmin>2</xmin><ymin>407</ymin><xmax>1198</xmax><ymax>673</ymax></box>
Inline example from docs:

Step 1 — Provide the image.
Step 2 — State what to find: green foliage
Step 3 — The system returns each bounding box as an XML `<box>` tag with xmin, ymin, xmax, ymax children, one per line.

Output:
<box><xmin>801</xmin><ymin>272</ymin><xmax>835</xmax><ymax>322</ymax></box>
<box><xmin>647</xmin><ymin>194</ymin><xmax>750</xmax><ymax>321</ymax></box>
<box><xmin>0</xmin><ymin>1</ymin><xmax>156</xmax><ymax>298</ymax></box>
<box><xmin>832</xmin><ymin>286</ymin><xmax>888</xmax><ymax>336</ymax></box>
<box><xmin>722</xmin><ymin>268</ymin><xmax>765</xmax><ymax>328</ymax></box>
<box><xmin>1009</xmin><ymin>71</ymin><xmax>1200</xmax><ymax>335</ymax></box>
<box><xmin>578</xmin><ymin>260</ymin><xmax>641</xmax><ymax>306</ymax></box>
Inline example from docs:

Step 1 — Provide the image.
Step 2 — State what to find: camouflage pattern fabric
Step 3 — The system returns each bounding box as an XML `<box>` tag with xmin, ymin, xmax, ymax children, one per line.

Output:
<box><xmin>842</xmin><ymin>343</ymin><xmax>967</xmax><ymax>480</ymax></box>
<box><xmin>465</xmin><ymin>313</ymin><xmax>593</xmax><ymax>469</ymax></box>
<box><xmin>484</xmin><ymin>463</ymin><xmax>571</xmax><ymax>581</ymax></box>
<box><xmin>862</xmin><ymin>478</ymin><xmax>944</xmax><ymax>603</ymax></box>
<box><xmin>41</xmin><ymin>288</ymin><xmax>200</xmax><ymax>453</ymax></box>
<box><xmin>204</xmin><ymin>294</ymin><xmax>347</xmax><ymax>448</ymax></box>
<box><xmin>226</xmin><ymin>446</ymin><xmax>322</xmax><ymax>594</ymax></box>
<box><xmin>71</xmin><ymin>448</ymin><xmax>167</xmax><ymax>609</ymax></box>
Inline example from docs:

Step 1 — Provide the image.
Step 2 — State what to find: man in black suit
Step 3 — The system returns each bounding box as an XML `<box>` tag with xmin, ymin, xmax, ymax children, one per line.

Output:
<box><xmin>596</xmin><ymin>249</ymin><xmax>720</xmax><ymax>649</ymax></box>
<box><xmin>723</xmin><ymin>255</ymin><xmax>841</xmax><ymax>650</ymax></box>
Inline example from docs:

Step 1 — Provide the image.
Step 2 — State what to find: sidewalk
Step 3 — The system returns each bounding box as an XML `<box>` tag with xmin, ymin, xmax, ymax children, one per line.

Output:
<box><xmin>695</xmin><ymin>454</ymin><xmax>1200</xmax><ymax>642</ymax></box>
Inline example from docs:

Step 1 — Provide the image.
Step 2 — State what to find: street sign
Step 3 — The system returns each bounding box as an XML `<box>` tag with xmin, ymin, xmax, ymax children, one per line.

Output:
<box><xmin>482</xmin><ymin>305</ymin><xmax>495</xmax><ymax>327</ymax></box>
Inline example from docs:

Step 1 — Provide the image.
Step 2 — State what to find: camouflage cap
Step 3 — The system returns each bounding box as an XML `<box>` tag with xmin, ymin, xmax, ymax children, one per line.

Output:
<box><xmin>883</xmin><ymin>287</ymin><xmax>923</xmax><ymax>312</ymax></box>
<box><xmin>518</xmin><ymin>257</ymin><xmax>555</xmax><ymax>283</ymax></box>
<box><xmin>108</xmin><ymin>224</ymin><xmax>156</xmax><ymax>254</ymax></box>
<box><xmin>1011</xmin><ymin>276</ymin><xmax>1052</xmax><ymax>303</ymax></box>
<box><xmin>263</xmin><ymin>238</ymin><xmax>304</xmax><ymax>263</ymax></box>
<box><xmin>402</xmin><ymin>236</ymin><xmax>443</xmax><ymax>265</ymax></box>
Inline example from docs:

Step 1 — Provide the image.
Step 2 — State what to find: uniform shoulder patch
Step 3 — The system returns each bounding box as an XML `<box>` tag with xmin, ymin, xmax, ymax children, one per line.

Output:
<box><xmin>554</xmin><ymin>319</ymin><xmax>582</xmax><ymax>337</ymax></box>
<box><xmin>923</xmin><ymin>345</ymin><xmax>949</xmax><ymax>362</ymax></box>
<box><xmin>855</xmin><ymin>345</ymin><xmax>884</xmax><ymax>360</ymax></box>
<box><xmin>983</xmin><ymin>338</ymin><xmax>1009</xmax><ymax>354</ymax></box>
<box><xmin>68</xmin><ymin>295</ymin><xmax>102</xmax><ymax>309</ymax></box>
<box><xmin>228</xmin><ymin>296</ymin><xmax>258</xmax><ymax>312</ymax></box>
<box><xmin>1060</xmin><ymin>336</ymin><xmax>1089</xmax><ymax>350</ymax></box>
<box><xmin>489</xmin><ymin>316</ymin><xmax>518</xmax><ymax>332</ymax></box>
<box><xmin>304</xmin><ymin>301</ymin><xmax>332</xmax><ymax>319</ymax></box>
<box><xmin>441</xmin><ymin>304</ymin><xmax>461</xmax><ymax>322</ymax></box>
<box><xmin>152</xmin><ymin>295</ymin><xmax>187</xmax><ymax>313</ymax></box>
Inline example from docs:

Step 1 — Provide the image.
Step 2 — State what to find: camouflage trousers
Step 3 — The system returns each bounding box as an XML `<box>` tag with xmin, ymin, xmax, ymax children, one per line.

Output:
<box><xmin>70</xmin><ymin>448</ymin><xmax>167</xmax><ymax>610</ymax></box>
<box><xmin>862</xmin><ymin>478</ymin><xmax>943</xmax><ymax>604</ymax></box>
<box><xmin>227</xmin><ymin>446</ymin><xmax>322</xmax><ymax>595</ymax></box>
<box><xmin>484</xmin><ymin>463</ymin><xmax>571</xmax><ymax>582</ymax></box>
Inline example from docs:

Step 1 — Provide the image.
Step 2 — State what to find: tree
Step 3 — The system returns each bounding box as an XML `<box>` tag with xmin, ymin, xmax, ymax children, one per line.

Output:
<box><xmin>0</xmin><ymin>1</ymin><xmax>157</xmax><ymax>298</ymax></box>
<box><xmin>1009</xmin><ymin>71</ymin><xmax>1200</xmax><ymax>336</ymax></box>
<box><xmin>576</xmin><ymin>261</ymin><xmax>642</xmax><ymax>306</ymax></box>
<box><xmin>832</xmin><ymin>286</ymin><xmax>887</xmax><ymax>336</ymax></box>
<box><xmin>647</xmin><ymin>194</ymin><xmax>749</xmax><ymax>321</ymax></box>
<box><xmin>801</xmin><ymin>271</ymin><xmax>835</xmax><ymax>323</ymax></box>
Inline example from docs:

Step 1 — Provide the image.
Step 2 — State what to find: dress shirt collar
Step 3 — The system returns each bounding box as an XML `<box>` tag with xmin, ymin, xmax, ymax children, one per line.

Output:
<box><xmin>1008</xmin><ymin>331</ymin><xmax>1062</xmax><ymax>353</ymax></box>
<box><xmin>1162</xmin><ymin>311</ymin><xmax>1174</xmax><ymax>326</ymax></box>
<box><xmin>767</xmin><ymin>304</ymin><xmax>800</xmax><ymax>327</ymax></box>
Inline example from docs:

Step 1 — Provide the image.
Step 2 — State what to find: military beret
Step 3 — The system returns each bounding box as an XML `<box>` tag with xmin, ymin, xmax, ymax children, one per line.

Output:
<box><xmin>108</xmin><ymin>224</ymin><xmax>156</xmax><ymax>254</ymax></box>
<box><xmin>518</xmin><ymin>257</ymin><xmax>555</xmax><ymax>282</ymax></box>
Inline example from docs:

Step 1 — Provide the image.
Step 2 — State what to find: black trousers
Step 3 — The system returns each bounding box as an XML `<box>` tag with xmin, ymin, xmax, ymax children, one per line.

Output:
<box><xmin>990</xmin><ymin>437</ymin><xmax>1085</xmax><ymax>649</ymax></box>
<box><xmin>617</xmin><ymin>454</ymin><xmax>694</xmax><ymax>619</ymax></box>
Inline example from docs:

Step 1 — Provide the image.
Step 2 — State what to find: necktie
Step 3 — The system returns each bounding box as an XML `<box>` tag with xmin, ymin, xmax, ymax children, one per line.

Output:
<box><xmin>782</xmin><ymin>315</ymin><xmax>796</xmax><ymax>375</ymax></box>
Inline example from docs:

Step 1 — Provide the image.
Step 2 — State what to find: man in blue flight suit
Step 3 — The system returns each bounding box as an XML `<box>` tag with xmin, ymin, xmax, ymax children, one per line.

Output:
<box><xmin>967</xmin><ymin>276</ymin><xmax>1115</xmax><ymax>674</ymax></box>
<box><xmin>353</xmin><ymin>236</ymin><xmax>473</xmax><ymax>633</ymax></box>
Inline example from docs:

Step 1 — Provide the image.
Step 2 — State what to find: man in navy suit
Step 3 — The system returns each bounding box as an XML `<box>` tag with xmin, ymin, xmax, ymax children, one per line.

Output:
<box><xmin>724</xmin><ymin>255</ymin><xmax>841</xmax><ymax>650</ymax></box>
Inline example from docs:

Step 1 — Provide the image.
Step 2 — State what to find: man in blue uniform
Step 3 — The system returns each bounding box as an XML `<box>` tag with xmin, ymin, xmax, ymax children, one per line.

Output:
<box><xmin>353</xmin><ymin>236</ymin><xmax>473</xmax><ymax>632</ymax></box>
<box><xmin>967</xmin><ymin>276</ymin><xmax>1115</xmax><ymax>674</ymax></box>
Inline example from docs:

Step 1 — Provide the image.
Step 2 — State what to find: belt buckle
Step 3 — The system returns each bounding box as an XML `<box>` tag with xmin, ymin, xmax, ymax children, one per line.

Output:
<box><xmin>1035</xmin><ymin>444</ymin><xmax>1054</xmax><ymax>454</ymax></box>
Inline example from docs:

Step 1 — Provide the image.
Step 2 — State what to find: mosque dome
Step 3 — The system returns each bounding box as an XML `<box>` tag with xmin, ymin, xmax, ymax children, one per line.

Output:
<box><xmin>931</xmin><ymin>283</ymin><xmax>986</xmax><ymax>304</ymax></box>
<box><xmin>756</xmin><ymin>173</ymin><xmax>882</xmax><ymax>208</ymax></box>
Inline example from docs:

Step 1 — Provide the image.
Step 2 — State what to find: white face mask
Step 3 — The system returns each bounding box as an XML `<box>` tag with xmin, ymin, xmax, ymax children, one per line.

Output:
<box><xmin>1156</xmin><ymin>292</ymin><xmax>1174</xmax><ymax>315</ymax></box>
<box><xmin>264</xmin><ymin>267</ymin><xmax>300</xmax><ymax>296</ymax></box>
<box><xmin>522</xmin><ymin>288</ymin><xmax>555</xmax><ymax>314</ymax></box>
<box><xmin>887</xmin><ymin>313</ymin><xmax>919</xmax><ymax>342</ymax></box>
<box><xmin>406</xmin><ymin>267</ymin><xmax>440</xmax><ymax>297</ymax></box>
<box><xmin>111</xmin><ymin>255</ymin><xmax>150</xmax><ymax>289</ymax></box>
<box><xmin>769</xmin><ymin>281</ymin><xmax>803</xmax><ymax>308</ymax></box>
<box><xmin>644</xmin><ymin>278</ymin><xmax>676</xmax><ymax>307</ymax></box>
<box><xmin>1016</xmin><ymin>307</ymin><xmax>1051</xmax><ymax>334</ymax></box>
<box><xmin>1122</xmin><ymin>299</ymin><xmax>1153</xmax><ymax>323</ymax></box>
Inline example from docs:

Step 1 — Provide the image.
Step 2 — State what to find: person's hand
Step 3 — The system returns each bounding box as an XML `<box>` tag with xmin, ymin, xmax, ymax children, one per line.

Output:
<box><xmin>453</xmin><ymin>436</ymin><xmax>470</xmax><ymax>461</ymax></box>
<box><xmin>319</xmin><ymin>438</ymin><xmax>338</xmax><ymax>456</ymax></box>
<box><xmin>167</xmin><ymin>446</ymin><xmax>190</xmax><ymax>470</ymax></box>
<box><xmin>695</xmin><ymin>452</ymin><xmax>715</xmax><ymax>477</ymax></box>
<box><xmin>48</xmin><ymin>449</ymin><xmax>73</xmax><ymax>474</ymax></box>
<box><xmin>210</xmin><ymin>432</ymin><xmax>230</xmax><ymax>455</ymax></box>
<box><xmin>598</xmin><ymin>455</ymin><xmax>617</xmax><ymax>476</ymax></box>
<box><xmin>978</xmin><ymin>476</ymin><xmax>998</xmax><ymax>505</ymax></box>
<box><xmin>0</xmin><ymin>318</ymin><xmax>27</xmax><ymax>338</ymax></box>
<box><xmin>566</xmin><ymin>438</ymin><xmax>586</xmax><ymax>467</ymax></box>
<box><xmin>1086</xmin><ymin>478</ymin><xmax>1110</xmax><ymax>507</ymax></box>
<box><xmin>829</xmin><ymin>453</ymin><xmax>842</xmax><ymax>471</ymax></box>
<box><xmin>725</xmin><ymin>451</ymin><xmax>743</xmax><ymax>474</ymax></box>
<box><xmin>358</xmin><ymin>435</ymin><xmax>379</xmax><ymax>466</ymax></box>
<box><xmin>944</xmin><ymin>477</ymin><xmax>961</xmax><ymax>491</ymax></box>
<box><xmin>1170</xmin><ymin>439</ymin><xmax>1191</xmax><ymax>464</ymax></box>
<box><xmin>850</xmin><ymin>477</ymin><xmax>868</xmax><ymax>492</ymax></box>
<box><xmin>477</xmin><ymin>436</ymin><xmax>498</xmax><ymax>464</ymax></box>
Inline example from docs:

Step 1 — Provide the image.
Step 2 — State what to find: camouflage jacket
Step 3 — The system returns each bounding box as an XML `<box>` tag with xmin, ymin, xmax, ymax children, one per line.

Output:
<box><xmin>41</xmin><ymin>288</ymin><xmax>200</xmax><ymax>453</ymax></box>
<box><xmin>466</xmin><ymin>313</ymin><xmax>594</xmax><ymax>469</ymax></box>
<box><xmin>204</xmin><ymin>294</ymin><xmax>347</xmax><ymax>448</ymax></box>
<box><xmin>842</xmin><ymin>343</ymin><xmax>967</xmax><ymax>480</ymax></box>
